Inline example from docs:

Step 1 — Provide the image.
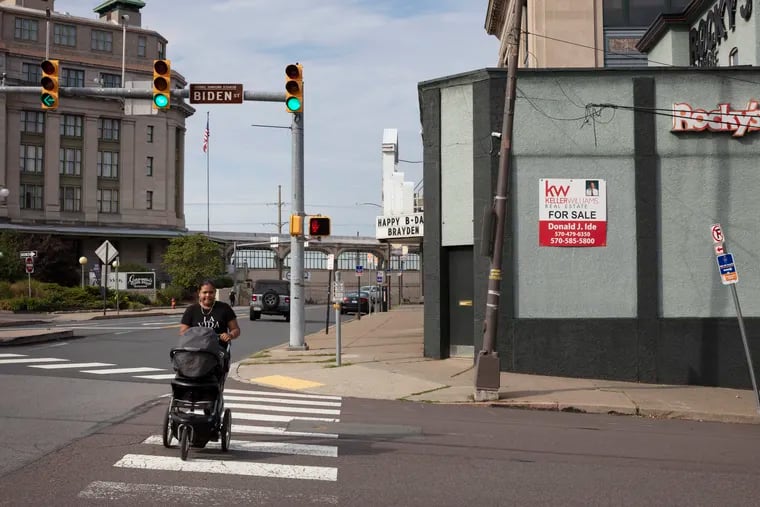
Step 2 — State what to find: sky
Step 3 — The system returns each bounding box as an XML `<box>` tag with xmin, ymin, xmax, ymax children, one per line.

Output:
<box><xmin>60</xmin><ymin>0</ymin><xmax>499</xmax><ymax>237</ymax></box>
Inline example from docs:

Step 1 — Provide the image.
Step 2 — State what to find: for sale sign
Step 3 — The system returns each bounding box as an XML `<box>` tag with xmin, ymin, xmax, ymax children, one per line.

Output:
<box><xmin>539</xmin><ymin>178</ymin><xmax>607</xmax><ymax>247</ymax></box>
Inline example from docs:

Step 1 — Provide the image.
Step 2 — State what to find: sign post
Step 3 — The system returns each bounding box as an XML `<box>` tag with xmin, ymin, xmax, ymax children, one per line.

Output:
<box><xmin>711</xmin><ymin>224</ymin><xmax>760</xmax><ymax>413</ymax></box>
<box><xmin>188</xmin><ymin>84</ymin><xmax>244</xmax><ymax>104</ymax></box>
<box><xmin>95</xmin><ymin>240</ymin><xmax>119</xmax><ymax>315</ymax></box>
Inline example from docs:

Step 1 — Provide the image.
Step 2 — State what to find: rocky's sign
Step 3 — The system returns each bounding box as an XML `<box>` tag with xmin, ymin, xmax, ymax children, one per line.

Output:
<box><xmin>376</xmin><ymin>212</ymin><xmax>424</xmax><ymax>240</ymax></box>
<box><xmin>672</xmin><ymin>101</ymin><xmax>760</xmax><ymax>137</ymax></box>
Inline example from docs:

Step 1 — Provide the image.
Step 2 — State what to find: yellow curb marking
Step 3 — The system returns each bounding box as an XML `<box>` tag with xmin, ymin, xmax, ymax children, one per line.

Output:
<box><xmin>251</xmin><ymin>375</ymin><xmax>324</xmax><ymax>390</ymax></box>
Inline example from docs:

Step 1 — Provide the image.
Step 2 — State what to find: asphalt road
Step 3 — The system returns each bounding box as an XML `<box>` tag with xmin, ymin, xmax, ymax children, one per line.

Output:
<box><xmin>1</xmin><ymin>389</ymin><xmax>759</xmax><ymax>506</ymax></box>
<box><xmin>0</xmin><ymin>305</ymin><xmax>332</xmax><ymax>479</ymax></box>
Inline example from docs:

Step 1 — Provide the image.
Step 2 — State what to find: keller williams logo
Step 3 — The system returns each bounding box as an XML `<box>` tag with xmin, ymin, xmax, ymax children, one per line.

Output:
<box><xmin>672</xmin><ymin>101</ymin><xmax>760</xmax><ymax>137</ymax></box>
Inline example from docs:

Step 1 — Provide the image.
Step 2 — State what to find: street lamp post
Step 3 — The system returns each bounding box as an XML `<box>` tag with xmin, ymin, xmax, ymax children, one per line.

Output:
<box><xmin>112</xmin><ymin>259</ymin><xmax>120</xmax><ymax>316</ymax></box>
<box><xmin>79</xmin><ymin>256</ymin><xmax>88</xmax><ymax>288</ymax></box>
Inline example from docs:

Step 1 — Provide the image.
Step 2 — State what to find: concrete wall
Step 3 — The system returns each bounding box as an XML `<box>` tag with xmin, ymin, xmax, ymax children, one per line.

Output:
<box><xmin>419</xmin><ymin>66</ymin><xmax>760</xmax><ymax>388</ymax></box>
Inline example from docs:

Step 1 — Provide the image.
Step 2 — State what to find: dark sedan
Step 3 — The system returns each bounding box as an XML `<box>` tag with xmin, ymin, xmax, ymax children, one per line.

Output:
<box><xmin>340</xmin><ymin>291</ymin><xmax>370</xmax><ymax>315</ymax></box>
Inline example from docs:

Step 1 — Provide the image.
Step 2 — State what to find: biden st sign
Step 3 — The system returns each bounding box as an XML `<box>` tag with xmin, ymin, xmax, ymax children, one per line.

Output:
<box><xmin>376</xmin><ymin>212</ymin><xmax>424</xmax><ymax>240</ymax></box>
<box><xmin>189</xmin><ymin>83</ymin><xmax>244</xmax><ymax>104</ymax></box>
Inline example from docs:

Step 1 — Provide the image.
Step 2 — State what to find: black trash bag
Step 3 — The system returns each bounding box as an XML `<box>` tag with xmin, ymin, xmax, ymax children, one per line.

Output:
<box><xmin>170</xmin><ymin>327</ymin><xmax>224</xmax><ymax>379</ymax></box>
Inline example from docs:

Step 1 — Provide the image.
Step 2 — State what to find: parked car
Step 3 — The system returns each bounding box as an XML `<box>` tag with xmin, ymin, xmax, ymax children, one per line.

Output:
<box><xmin>360</xmin><ymin>285</ymin><xmax>381</xmax><ymax>304</ymax></box>
<box><xmin>250</xmin><ymin>279</ymin><xmax>290</xmax><ymax>321</ymax></box>
<box><xmin>340</xmin><ymin>291</ymin><xmax>370</xmax><ymax>315</ymax></box>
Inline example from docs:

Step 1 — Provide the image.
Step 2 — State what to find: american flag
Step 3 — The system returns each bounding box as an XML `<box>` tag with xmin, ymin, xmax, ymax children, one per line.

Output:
<box><xmin>202</xmin><ymin>118</ymin><xmax>209</xmax><ymax>153</ymax></box>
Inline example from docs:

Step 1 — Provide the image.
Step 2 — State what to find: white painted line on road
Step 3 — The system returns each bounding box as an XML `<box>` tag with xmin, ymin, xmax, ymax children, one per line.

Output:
<box><xmin>224</xmin><ymin>395</ymin><xmax>341</xmax><ymax>407</ymax></box>
<box><xmin>133</xmin><ymin>373</ymin><xmax>177</xmax><ymax>379</ymax></box>
<box><xmin>224</xmin><ymin>402</ymin><xmax>341</xmax><ymax>416</ymax></box>
<box><xmin>29</xmin><ymin>362</ymin><xmax>115</xmax><ymax>369</ymax></box>
<box><xmin>232</xmin><ymin>412</ymin><xmax>338</xmax><ymax>424</ymax></box>
<box><xmin>232</xmin><ymin>423</ymin><xmax>338</xmax><ymax>439</ymax></box>
<box><xmin>81</xmin><ymin>367</ymin><xmax>164</xmax><ymax>374</ymax></box>
<box><xmin>114</xmin><ymin>454</ymin><xmax>338</xmax><ymax>481</ymax></box>
<box><xmin>0</xmin><ymin>357</ymin><xmax>68</xmax><ymax>364</ymax></box>
<box><xmin>78</xmin><ymin>480</ymin><xmax>340</xmax><ymax>504</ymax></box>
<box><xmin>143</xmin><ymin>435</ymin><xmax>338</xmax><ymax>457</ymax></box>
<box><xmin>224</xmin><ymin>389</ymin><xmax>341</xmax><ymax>401</ymax></box>
<box><xmin>0</xmin><ymin>353</ymin><xmax>26</xmax><ymax>358</ymax></box>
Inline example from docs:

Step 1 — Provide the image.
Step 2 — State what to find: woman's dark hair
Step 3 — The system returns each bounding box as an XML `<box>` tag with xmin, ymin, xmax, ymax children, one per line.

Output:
<box><xmin>197</xmin><ymin>279</ymin><xmax>217</xmax><ymax>291</ymax></box>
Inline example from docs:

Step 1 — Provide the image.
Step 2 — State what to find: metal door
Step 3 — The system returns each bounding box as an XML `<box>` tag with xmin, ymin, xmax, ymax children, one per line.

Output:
<box><xmin>447</xmin><ymin>247</ymin><xmax>473</xmax><ymax>357</ymax></box>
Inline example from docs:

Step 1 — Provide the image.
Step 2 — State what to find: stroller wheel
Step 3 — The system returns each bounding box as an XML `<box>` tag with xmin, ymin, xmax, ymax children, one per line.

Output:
<box><xmin>179</xmin><ymin>425</ymin><xmax>190</xmax><ymax>461</ymax></box>
<box><xmin>162</xmin><ymin>405</ymin><xmax>174</xmax><ymax>448</ymax></box>
<box><xmin>221</xmin><ymin>409</ymin><xmax>232</xmax><ymax>452</ymax></box>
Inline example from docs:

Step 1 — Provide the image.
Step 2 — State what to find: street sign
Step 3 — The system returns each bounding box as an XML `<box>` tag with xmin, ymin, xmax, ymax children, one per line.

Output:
<box><xmin>189</xmin><ymin>83</ymin><xmax>244</xmax><ymax>104</ymax></box>
<box><xmin>95</xmin><ymin>240</ymin><xmax>119</xmax><ymax>264</ymax></box>
<box><xmin>25</xmin><ymin>264</ymin><xmax>34</xmax><ymax>274</ymax></box>
<box><xmin>376</xmin><ymin>271</ymin><xmax>384</xmax><ymax>284</ymax></box>
<box><xmin>285</xmin><ymin>271</ymin><xmax>311</xmax><ymax>281</ymax></box>
<box><xmin>716</xmin><ymin>253</ymin><xmax>738</xmax><ymax>285</ymax></box>
<box><xmin>19</xmin><ymin>251</ymin><xmax>37</xmax><ymax>258</ymax></box>
<box><xmin>326</xmin><ymin>254</ymin><xmax>335</xmax><ymax>271</ymax></box>
<box><xmin>711</xmin><ymin>223</ymin><xmax>724</xmax><ymax>244</ymax></box>
<box><xmin>355</xmin><ymin>265</ymin><xmax>363</xmax><ymax>275</ymax></box>
<box><xmin>332</xmin><ymin>281</ymin><xmax>345</xmax><ymax>303</ymax></box>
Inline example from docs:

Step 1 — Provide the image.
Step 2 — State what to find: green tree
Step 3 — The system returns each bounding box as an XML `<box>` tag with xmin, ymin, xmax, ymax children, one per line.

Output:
<box><xmin>162</xmin><ymin>234</ymin><xmax>224</xmax><ymax>290</ymax></box>
<box><xmin>0</xmin><ymin>232</ymin><xmax>23</xmax><ymax>282</ymax></box>
<box><xmin>18</xmin><ymin>234</ymin><xmax>79</xmax><ymax>286</ymax></box>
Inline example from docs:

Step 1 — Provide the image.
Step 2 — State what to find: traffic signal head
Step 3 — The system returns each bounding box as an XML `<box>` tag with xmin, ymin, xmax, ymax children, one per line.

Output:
<box><xmin>40</xmin><ymin>59</ymin><xmax>59</xmax><ymax>111</ymax></box>
<box><xmin>308</xmin><ymin>216</ymin><xmax>331</xmax><ymax>236</ymax></box>
<box><xmin>289</xmin><ymin>214</ymin><xmax>303</xmax><ymax>236</ymax></box>
<box><xmin>152</xmin><ymin>59</ymin><xmax>171</xmax><ymax>110</ymax></box>
<box><xmin>285</xmin><ymin>63</ymin><xmax>303</xmax><ymax>113</ymax></box>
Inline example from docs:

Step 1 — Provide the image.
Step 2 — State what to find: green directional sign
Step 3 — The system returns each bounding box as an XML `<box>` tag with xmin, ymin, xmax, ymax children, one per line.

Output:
<box><xmin>41</xmin><ymin>93</ymin><xmax>56</xmax><ymax>108</ymax></box>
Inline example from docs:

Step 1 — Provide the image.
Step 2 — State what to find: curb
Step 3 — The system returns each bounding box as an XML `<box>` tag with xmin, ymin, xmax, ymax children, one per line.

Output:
<box><xmin>0</xmin><ymin>330</ymin><xmax>75</xmax><ymax>347</ymax></box>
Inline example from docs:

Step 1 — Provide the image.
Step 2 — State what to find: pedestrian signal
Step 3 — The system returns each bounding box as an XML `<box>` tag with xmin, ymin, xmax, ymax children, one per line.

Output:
<box><xmin>285</xmin><ymin>63</ymin><xmax>303</xmax><ymax>113</ymax></box>
<box><xmin>308</xmin><ymin>216</ymin><xmax>331</xmax><ymax>236</ymax></box>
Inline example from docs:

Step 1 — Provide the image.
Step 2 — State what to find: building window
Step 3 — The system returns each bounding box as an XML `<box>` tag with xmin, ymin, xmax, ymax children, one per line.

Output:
<box><xmin>60</xmin><ymin>186</ymin><xmax>81</xmax><ymax>212</ymax></box>
<box><xmin>61</xmin><ymin>68</ymin><xmax>85</xmax><ymax>87</ymax></box>
<box><xmin>100</xmin><ymin>73</ymin><xmax>121</xmax><ymax>88</ymax></box>
<box><xmin>147</xmin><ymin>126</ymin><xmax>154</xmax><ymax>143</ymax></box>
<box><xmin>604</xmin><ymin>0</ymin><xmax>692</xmax><ymax>27</ymax></box>
<box><xmin>53</xmin><ymin>24</ymin><xmax>76</xmax><ymax>46</ymax></box>
<box><xmin>60</xmin><ymin>114</ymin><xmax>84</xmax><ymax>138</ymax></box>
<box><xmin>20</xmin><ymin>184</ymin><xmax>43</xmax><ymax>210</ymax></box>
<box><xmin>98</xmin><ymin>118</ymin><xmax>121</xmax><ymax>141</ymax></box>
<box><xmin>21</xmin><ymin>111</ymin><xmax>44</xmax><ymax>133</ymax></box>
<box><xmin>22</xmin><ymin>63</ymin><xmax>41</xmax><ymax>84</ymax></box>
<box><xmin>157</xmin><ymin>40</ymin><xmax>166</xmax><ymax>59</ymax></box>
<box><xmin>20</xmin><ymin>145</ymin><xmax>44</xmax><ymax>173</ymax></box>
<box><xmin>91</xmin><ymin>30</ymin><xmax>113</xmax><ymax>52</ymax></box>
<box><xmin>146</xmin><ymin>190</ymin><xmax>153</xmax><ymax>209</ymax></box>
<box><xmin>729</xmin><ymin>48</ymin><xmax>739</xmax><ymax>66</ymax></box>
<box><xmin>14</xmin><ymin>18</ymin><xmax>38</xmax><ymax>41</ymax></box>
<box><xmin>97</xmin><ymin>151</ymin><xmax>119</xmax><ymax>178</ymax></box>
<box><xmin>146</xmin><ymin>156</ymin><xmax>154</xmax><ymax>176</ymax></box>
<box><xmin>96</xmin><ymin>188</ymin><xmax>119</xmax><ymax>213</ymax></box>
<box><xmin>137</xmin><ymin>35</ymin><xmax>146</xmax><ymax>57</ymax></box>
<box><xmin>59</xmin><ymin>148</ymin><xmax>82</xmax><ymax>176</ymax></box>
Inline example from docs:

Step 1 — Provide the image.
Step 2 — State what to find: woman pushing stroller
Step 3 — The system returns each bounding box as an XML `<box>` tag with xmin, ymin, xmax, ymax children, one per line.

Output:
<box><xmin>179</xmin><ymin>280</ymin><xmax>241</xmax><ymax>381</ymax></box>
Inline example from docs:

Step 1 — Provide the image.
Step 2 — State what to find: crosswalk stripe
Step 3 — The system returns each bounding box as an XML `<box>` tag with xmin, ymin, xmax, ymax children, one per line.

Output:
<box><xmin>232</xmin><ymin>423</ymin><xmax>338</xmax><ymax>439</ymax></box>
<box><xmin>224</xmin><ymin>395</ymin><xmax>341</xmax><ymax>407</ymax></box>
<box><xmin>224</xmin><ymin>402</ymin><xmax>341</xmax><ymax>415</ymax></box>
<box><xmin>224</xmin><ymin>388</ymin><xmax>341</xmax><ymax>401</ymax></box>
<box><xmin>142</xmin><ymin>435</ymin><xmax>338</xmax><ymax>457</ymax></box>
<box><xmin>29</xmin><ymin>362</ymin><xmax>115</xmax><ymax>369</ymax></box>
<box><xmin>133</xmin><ymin>373</ymin><xmax>177</xmax><ymax>379</ymax></box>
<box><xmin>231</xmin><ymin>412</ymin><xmax>338</xmax><ymax>424</ymax></box>
<box><xmin>78</xmin><ymin>481</ymin><xmax>340</xmax><ymax>504</ymax></box>
<box><xmin>0</xmin><ymin>357</ymin><xmax>68</xmax><ymax>364</ymax></box>
<box><xmin>114</xmin><ymin>454</ymin><xmax>338</xmax><ymax>481</ymax></box>
<box><xmin>0</xmin><ymin>353</ymin><xmax>26</xmax><ymax>358</ymax></box>
<box><xmin>81</xmin><ymin>367</ymin><xmax>164</xmax><ymax>374</ymax></box>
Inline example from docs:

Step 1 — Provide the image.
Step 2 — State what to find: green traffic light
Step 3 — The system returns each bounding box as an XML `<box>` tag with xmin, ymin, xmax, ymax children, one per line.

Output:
<box><xmin>41</xmin><ymin>93</ymin><xmax>56</xmax><ymax>107</ymax></box>
<box><xmin>153</xmin><ymin>94</ymin><xmax>169</xmax><ymax>108</ymax></box>
<box><xmin>286</xmin><ymin>96</ymin><xmax>302</xmax><ymax>112</ymax></box>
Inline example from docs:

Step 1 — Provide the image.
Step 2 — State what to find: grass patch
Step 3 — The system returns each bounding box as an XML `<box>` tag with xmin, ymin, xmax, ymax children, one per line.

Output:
<box><xmin>323</xmin><ymin>361</ymin><xmax>353</xmax><ymax>368</ymax></box>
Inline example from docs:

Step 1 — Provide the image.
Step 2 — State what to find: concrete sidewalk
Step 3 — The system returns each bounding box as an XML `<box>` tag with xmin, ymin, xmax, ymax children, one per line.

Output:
<box><xmin>2</xmin><ymin>305</ymin><xmax>759</xmax><ymax>424</ymax></box>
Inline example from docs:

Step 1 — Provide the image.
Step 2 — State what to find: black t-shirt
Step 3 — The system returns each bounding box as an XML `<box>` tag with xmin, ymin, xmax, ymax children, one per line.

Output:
<box><xmin>181</xmin><ymin>302</ymin><xmax>237</xmax><ymax>335</ymax></box>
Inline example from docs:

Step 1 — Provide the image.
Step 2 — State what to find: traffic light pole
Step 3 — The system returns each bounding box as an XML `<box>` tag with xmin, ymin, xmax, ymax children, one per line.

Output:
<box><xmin>289</xmin><ymin>111</ymin><xmax>307</xmax><ymax>350</ymax></box>
<box><xmin>0</xmin><ymin>86</ymin><xmax>285</xmax><ymax>103</ymax></box>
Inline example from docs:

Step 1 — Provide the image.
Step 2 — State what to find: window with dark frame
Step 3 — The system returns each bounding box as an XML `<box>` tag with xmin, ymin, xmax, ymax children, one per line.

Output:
<box><xmin>91</xmin><ymin>30</ymin><xmax>113</xmax><ymax>51</ymax></box>
<box><xmin>21</xmin><ymin>111</ymin><xmax>44</xmax><ymax>133</ymax></box>
<box><xmin>14</xmin><ymin>18</ymin><xmax>38</xmax><ymax>41</ymax></box>
<box><xmin>146</xmin><ymin>190</ymin><xmax>153</xmax><ymax>210</ymax></box>
<box><xmin>53</xmin><ymin>23</ymin><xmax>76</xmax><ymax>46</ymax></box>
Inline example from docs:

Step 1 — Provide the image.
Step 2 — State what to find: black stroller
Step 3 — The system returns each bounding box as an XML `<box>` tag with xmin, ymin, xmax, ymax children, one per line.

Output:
<box><xmin>162</xmin><ymin>326</ymin><xmax>232</xmax><ymax>461</ymax></box>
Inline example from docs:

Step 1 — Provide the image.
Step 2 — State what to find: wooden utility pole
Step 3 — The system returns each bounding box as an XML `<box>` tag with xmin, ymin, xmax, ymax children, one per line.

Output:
<box><xmin>474</xmin><ymin>0</ymin><xmax>524</xmax><ymax>400</ymax></box>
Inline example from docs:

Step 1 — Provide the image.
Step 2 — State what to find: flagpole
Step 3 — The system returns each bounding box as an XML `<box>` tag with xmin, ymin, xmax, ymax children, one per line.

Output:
<box><xmin>206</xmin><ymin>111</ymin><xmax>210</xmax><ymax>236</ymax></box>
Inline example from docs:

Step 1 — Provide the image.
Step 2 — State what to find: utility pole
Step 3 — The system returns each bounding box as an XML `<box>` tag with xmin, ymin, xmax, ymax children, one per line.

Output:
<box><xmin>289</xmin><ymin>111</ymin><xmax>307</xmax><ymax>350</ymax></box>
<box><xmin>474</xmin><ymin>0</ymin><xmax>524</xmax><ymax>401</ymax></box>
